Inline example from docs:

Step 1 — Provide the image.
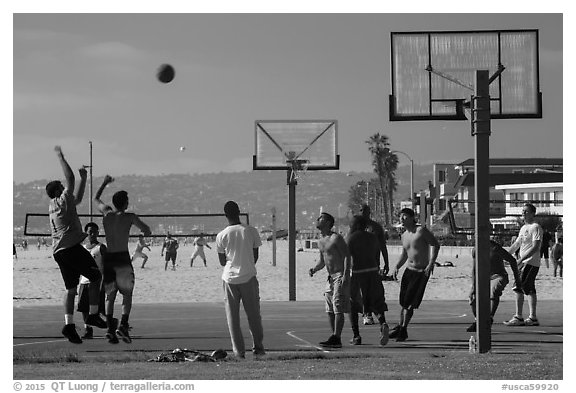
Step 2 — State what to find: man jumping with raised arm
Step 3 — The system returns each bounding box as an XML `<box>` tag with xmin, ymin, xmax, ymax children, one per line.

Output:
<box><xmin>391</xmin><ymin>208</ymin><xmax>440</xmax><ymax>342</ymax></box>
<box><xmin>46</xmin><ymin>146</ymin><xmax>107</xmax><ymax>344</ymax></box>
<box><xmin>94</xmin><ymin>175</ymin><xmax>151</xmax><ymax>344</ymax></box>
<box><xmin>309</xmin><ymin>212</ymin><xmax>352</xmax><ymax>349</ymax></box>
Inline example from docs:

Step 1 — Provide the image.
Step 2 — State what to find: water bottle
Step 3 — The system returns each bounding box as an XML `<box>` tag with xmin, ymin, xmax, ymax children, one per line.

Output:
<box><xmin>468</xmin><ymin>335</ymin><xmax>477</xmax><ymax>354</ymax></box>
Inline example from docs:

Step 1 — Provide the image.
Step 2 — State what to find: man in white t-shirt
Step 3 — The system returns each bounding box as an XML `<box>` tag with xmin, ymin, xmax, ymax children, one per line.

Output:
<box><xmin>504</xmin><ymin>203</ymin><xmax>543</xmax><ymax>327</ymax></box>
<box><xmin>216</xmin><ymin>201</ymin><xmax>264</xmax><ymax>359</ymax></box>
<box><xmin>190</xmin><ymin>235</ymin><xmax>211</xmax><ymax>267</ymax></box>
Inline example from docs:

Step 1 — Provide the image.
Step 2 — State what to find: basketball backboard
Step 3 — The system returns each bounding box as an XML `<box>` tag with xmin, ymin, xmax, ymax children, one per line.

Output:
<box><xmin>253</xmin><ymin>120</ymin><xmax>339</xmax><ymax>170</ymax></box>
<box><xmin>389</xmin><ymin>29</ymin><xmax>541</xmax><ymax>121</ymax></box>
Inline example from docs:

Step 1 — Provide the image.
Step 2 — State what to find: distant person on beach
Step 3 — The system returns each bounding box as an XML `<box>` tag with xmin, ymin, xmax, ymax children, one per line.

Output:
<box><xmin>540</xmin><ymin>230</ymin><xmax>552</xmax><ymax>269</ymax></box>
<box><xmin>78</xmin><ymin>222</ymin><xmax>107</xmax><ymax>339</ymax></box>
<box><xmin>161</xmin><ymin>233</ymin><xmax>179</xmax><ymax>271</ymax></box>
<box><xmin>190</xmin><ymin>235</ymin><xmax>212</xmax><ymax>267</ymax></box>
<box><xmin>46</xmin><ymin>146</ymin><xmax>107</xmax><ymax>344</ymax></box>
<box><xmin>466</xmin><ymin>239</ymin><xmax>521</xmax><ymax>332</ymax></box>
<box><xmin>551</xmin><ymin>237</ymin><xmax>563</xmax><ymax>278</ymax></box>
<box><xmin>95</xmin><ymin>175</ymin><xmax>152</xmax><ymax>344</ymax></box>
<box><xmin>504</xmin><ymin>203</ymin><xmax>543</xmax><ymax>327</ymax></box>
<box><xmin>346</xmin><ymin>215</ymin><xmax>389</xmax><ymax>346</ymax></box>
<box><xmin>360</xmin><ymin>204</ymin><xmax>389</xmax><ymax>325</ymax></box>
<box><xmin>391</xmin><ymin>208</ymin><xmax>440</xmax><ymax>342</ymax></box>
<box><xmin>132</xmin><ymin>234</ymin><xmax>151</xmax><ymax>269</ymax></box>
<box><xmin>309</xmin><ymin>212</ymin><xmax>351</xmax><ymax>349</ymax></box>
<box><xmin>13</xmin><ymin>243</ymin><xmax>17</xmax><ymax>259</ymax></box>
<box><xmin>216</xmin><ymin>200</ymin><xmax>265</xmax><ymax>359</ymax></box>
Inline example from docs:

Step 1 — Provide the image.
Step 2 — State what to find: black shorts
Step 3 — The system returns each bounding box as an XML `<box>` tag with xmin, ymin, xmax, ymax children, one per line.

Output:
<box><xmin>53</xmin><ymin>244</ymin><xmax>101</xmax><ymax>290</ymax></box>
<box><xmin>540</xmin><ymin>247</ymin><xmax>549</xmax><ymax>259</ymax></box>
<box><xmin>77</xmin><ymin>283</ymin><xmax>106</xmax><ymax>313</ymax></box>
<box><xmin>515</xmin><ymin>264</ymin><xmax>539</xmax><ymax>295</ymax></box>
<box><xmin>350</xmin><ymin>272</ymin><xmax>388</xmax><ymax>315</ymax></box>
<box><xmin>165</xmin><ymin>252</ymin><xmax>177</xmax><ymax>262</ymax></box>
<box><xmin>399</xmin><ymin>268</ymin><xmax>430</xmax><ymax>310</ymax></box>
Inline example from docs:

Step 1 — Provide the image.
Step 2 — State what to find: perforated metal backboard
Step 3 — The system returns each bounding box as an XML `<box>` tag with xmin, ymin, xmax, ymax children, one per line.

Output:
<box><xmin>253</xmin><ymin>120</ymin><xmax>339</xmax><ymax>170</ymax></box>
<box><xmin>390</xmin><ymin>29</ymin><xmax>541</xmax><ymax>121</ymax></box>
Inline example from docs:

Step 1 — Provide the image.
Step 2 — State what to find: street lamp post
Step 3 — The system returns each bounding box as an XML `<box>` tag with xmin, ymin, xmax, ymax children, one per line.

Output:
<box><xmin>391</xmin><ymin>150</ymin><xmax>414</xmax><ymax>206</ymax></box>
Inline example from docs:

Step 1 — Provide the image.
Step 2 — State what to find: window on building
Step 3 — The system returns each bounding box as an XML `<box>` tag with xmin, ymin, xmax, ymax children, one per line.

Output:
<box><xmin>438</xmin><ymin>170</ymin><xmax>446</xmax><ymax>183</ymax></box>
<box><xmin>554</xmin><ymin>191</ymin><xmax>563</xmax><ymax>206</ymax></box>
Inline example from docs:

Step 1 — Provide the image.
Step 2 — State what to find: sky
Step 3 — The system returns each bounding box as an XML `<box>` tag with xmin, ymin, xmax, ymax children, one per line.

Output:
<box><xmin>11</xmin><ymin>11</ymin><xmax>564</xmax><ymax>184</ymax></box>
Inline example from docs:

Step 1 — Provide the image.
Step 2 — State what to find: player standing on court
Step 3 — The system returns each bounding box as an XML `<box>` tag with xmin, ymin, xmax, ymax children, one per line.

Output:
<box><xmin>78</xmin><ymin>222</ymin><xmax>107</xmax><ymax>339</ymax></box>
<box><xmin>190</xmin><ymin>234</ymin><xmax>212</xmax><ymax>267</ymax></box>
<box><xmin>46</xmin><ymin>146</ymin><xmax>107</xmax><ymax>344</ymax></box>
<box><xmin>360</xmin><ymin>204</ymin><xmax>390</xmax><ymax>325</ymax></box>
<box><xmin>161</xmin><ymin>232</ymin><xmax>179</xmax><ymax>271</ymax></box>
<box><xmin>503</xmin><ymin>203</ymin><xmax>543</xmax><ymax>327</ymax></box>
<box><xmin>216</xmin><ymin>201</ymin><xmax>265</xmax><ymax>359</ymax></box>
<box><xmin>94</xmin><ymin>175</ymin><xmax>152</xmax><ymax>344</ymax></box>
<box><xmin>391</xmin><ymin>208</ymin><xmax>440</xmax><ymax>342</ymax></box>
<box><xmin>346</xmin><ymin>215</ymin><xmax>389</xmax><ymax>346</ymax></box>
<box><xmin>309</xmin><ymin>212</ymin><xmax>351</xmax><ymax>349</ymax></box>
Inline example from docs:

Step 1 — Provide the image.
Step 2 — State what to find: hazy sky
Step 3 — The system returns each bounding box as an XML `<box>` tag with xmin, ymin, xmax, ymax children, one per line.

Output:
<box><xmin>12</xmin><ymin>12</ymin><xmax>563</xmax><ymax>183</ymax></box>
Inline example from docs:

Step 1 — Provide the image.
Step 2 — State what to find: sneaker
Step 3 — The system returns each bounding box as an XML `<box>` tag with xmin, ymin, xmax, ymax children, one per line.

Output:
<box><xmin>252</xmin><ymin>348</ymin><xmax>266</xmax><ymax>356</ymax></box>
<box><xmin>106</xmin><ymin>318</ymin><xmax>119</xmax><ymax>344</ymax></box>
<box><xmin>319</xmin><ymin>335</ymin><xmax>342</xmax><ymax>348</ymax></box>
<box><xmin>503</xmin><ymin>315</ymin><xmax>525</xmax><ymax>326</ymax></box>
<box><xmin>466</xmin><ymin>322</ymin><xmax>477</xmax><ymax>332</ymax></box>
<box><xmin>62</xmin><ymin>324</ymin><xmax>82</xmax><ymax>344</ymax></box>
<box><xmin>85</xmin><ymin>313</ymin><xmax>107</xmax><ymax>329</ymax></box>
<box><xmin>379</xmin><ymin>323</ymin><xmax>390</xmax><ymax>346</ymax></box>
<box><xmin>396</xmin><ymin>327</ymin><xmax>408</xmax><ymax>342</ymax></box>
<box><xmin>81</xmin><ymin>326</ymin><xmax>94</xmax><ymax>339</ymax></box>
<box><xmin>116</xmin><ymin>324</ymin><xmax>132</xmax><ymax>343</ymax></box>
<box><xmin>524</xmin><ymin>317</ymin><xmax>540</xmax><ymax>326</ymax></box>
<box><xmin>363</xmin><ymin>315</ymin><xmax>375</xmax><ymax>325</ymax></box>
<box><xmin>349</xmin><ymin>336</ymin><xmax>362</xmax><ymax>345</ymax></box>
<box><xmin>388</xmin><ymin>324</ymin><xmax>401</xmax><ymax>339</ymax></box>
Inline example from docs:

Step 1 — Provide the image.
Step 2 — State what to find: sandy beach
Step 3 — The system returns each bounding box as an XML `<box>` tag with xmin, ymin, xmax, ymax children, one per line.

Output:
<box><xmin>12</xmin><ymin>240</ymin><xmax>563</xmax><ymax>308</ymax></box>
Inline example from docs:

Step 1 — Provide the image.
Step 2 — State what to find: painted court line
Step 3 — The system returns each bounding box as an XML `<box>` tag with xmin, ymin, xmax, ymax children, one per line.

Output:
<box><xmin>14</xmin><ymin>339</ymin><xmax>68</xmax><ymax>347</ymax></box>
<box><xmin>286</xmin><ymin>331</ymin><xmax>330</xmax><ymax>353</ymax></box>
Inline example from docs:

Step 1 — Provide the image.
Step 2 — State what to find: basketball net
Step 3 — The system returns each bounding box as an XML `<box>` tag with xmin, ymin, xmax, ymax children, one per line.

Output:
<box><xmin>287</xmin><ymin>159</ymin><xmax>310</xmax><ymax>184</ymax></box>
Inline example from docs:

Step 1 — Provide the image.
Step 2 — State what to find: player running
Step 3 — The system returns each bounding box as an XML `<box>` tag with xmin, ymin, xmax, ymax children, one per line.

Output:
<box><xmin>132</xmin><ymin>234</ymin><xmax>151</xmax><ymax>268</ymax></box>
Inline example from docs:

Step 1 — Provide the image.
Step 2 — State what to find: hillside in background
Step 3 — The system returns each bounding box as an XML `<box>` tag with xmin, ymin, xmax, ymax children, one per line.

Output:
<box><xmin>13</xmin><ymin>164</ymin><xmax>433</xmax><ymax>236</ymax></box>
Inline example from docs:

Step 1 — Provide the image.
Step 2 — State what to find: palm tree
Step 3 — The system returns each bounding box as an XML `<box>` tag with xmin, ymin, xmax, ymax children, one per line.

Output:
<box><xmin>366</xmin><ymin>134</ymin><xmax>399</xmax><ymax>226</ymax></box>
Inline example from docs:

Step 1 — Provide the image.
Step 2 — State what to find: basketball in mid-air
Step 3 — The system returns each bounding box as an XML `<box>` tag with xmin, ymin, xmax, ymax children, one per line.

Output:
<box><xmin>157</xmin><ymin>64</ymin><xmax>175</xmax><ymax>83</ymax></box>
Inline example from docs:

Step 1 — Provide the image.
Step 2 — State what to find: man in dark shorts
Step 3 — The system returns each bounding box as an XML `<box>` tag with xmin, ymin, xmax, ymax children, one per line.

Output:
<box><xmin>309</xmin><ymin>212</ymin><xmax>351</xmax><ymax>349</ymax></box>
<box><xmin>360</xmin><ymin>204</ymin><xmax>389</xmax><ymax>325</ymax></box>
<box><xmin>540</xmin><ymin>231</ymin><xmax>552</xmax><ymax>269</ymax></box>
<box><xmin>95</xmin><ymin>175</ymin><xmax>151</xmax><ymax>343</ymax></box>
<box><xmin>504</xmin><ymin>203</ymin><xmax>543</xmax><ymax>326</ymax></box>
<box><xmin>161</xmin><ymin>232</ymin><xmax>179</xmax><ymax>271</ymax></box>
<box><xmin>467</xmin><ymin>239</ymin><xmax>521</xmax><ymax>332</ymax></box>
<box><xmin>551</xmin><ymin>237</ymin><xmax>563</xmax><ymax>278</ymax></box>
<box><xmin>47</xmin><ymin>146</ymin><xmax>107</xmax><ymax>344</ymax></box>
<box><xmin>77</xmin><ymin>222</ymin><xmax>107</xmax><ymax>339</ymax></box>
<box><xmin>346</xmin><ymin>215</ymin><xmax>389</xmax><ymax>346</ymax></box>
<box><xmin>391</xmin><ymin>208</ymin><xmax>440</xmax><ymax>341</ymax></box>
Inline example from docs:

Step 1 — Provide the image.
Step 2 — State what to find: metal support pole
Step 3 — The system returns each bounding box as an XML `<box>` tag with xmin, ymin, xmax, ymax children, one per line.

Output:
<box><xmin>473</xmin><ymin>70</ymin><xmax>492</xmax><ymax>354</ymax></box>
<box><xmin>89</xmin><ymin>141</ymin><xmax>93</xmax><ymax>221</ymax></box>
<box><xmin>271</xmin><ymin>207</ymin><xmax>277</xmax><ymax>267</ymax></box>
<box><xmin>410</xmin><ymin>159</ymin><xmax>414</xmax><ymax>210</ymax></box>
<box><xmin>420</xmin><ymin>193</ymin><xmax>427</xmax><ymax>227</ymax></box>
<box><xmin>287</xmin><ymin>170</ymin><xmax>297</xmax><ymax>301</ymax></box>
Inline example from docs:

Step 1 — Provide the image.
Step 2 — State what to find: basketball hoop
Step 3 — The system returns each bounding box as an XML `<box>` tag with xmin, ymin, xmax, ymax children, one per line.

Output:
<box><xmin>287</xmin><ymin>158</ymin><xmax>309</xmax><ymax>183</ymax></box>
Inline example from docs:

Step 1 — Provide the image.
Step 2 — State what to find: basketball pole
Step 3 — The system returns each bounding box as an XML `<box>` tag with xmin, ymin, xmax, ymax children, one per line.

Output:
<box><xmin>473</xmin><ymin>70</ymin><xmax>492</xmax><ymax>354</ymax></box>
<box><xmin>287</xmin><ymin>170</ymin><xmax>297</xmax><ymax>301</ymax></box>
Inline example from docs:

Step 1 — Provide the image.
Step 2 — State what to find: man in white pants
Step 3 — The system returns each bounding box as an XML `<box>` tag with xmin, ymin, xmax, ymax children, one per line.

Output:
<box><xmin>216</xmin><ymin>201</ymin><xmax>265</xmax><ymax>359</ymax></box>
<box><xmin>190</xmin><ymin>235</ymin><xmax>211</xmax><ymax>267</ymax></box>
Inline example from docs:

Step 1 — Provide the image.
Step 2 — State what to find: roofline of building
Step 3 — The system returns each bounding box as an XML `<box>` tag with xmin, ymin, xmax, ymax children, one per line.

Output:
<box><xmin>495</xmin><ymin>182</ymin><xmax>563</xmax><ymax>190</ymax></box>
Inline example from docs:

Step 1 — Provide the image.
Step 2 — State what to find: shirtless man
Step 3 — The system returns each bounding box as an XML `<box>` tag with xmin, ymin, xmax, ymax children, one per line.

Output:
<box><xmin>94</xmin><ymin>175</ymin><xmax>151</xmax><ymax>344</ymax></box>
<box><xmin>391</xmin><ymin>208</ymin><xmax>440</xmax><ymax>341</ymax></box>
<box><xmin>309</xmin><ymin>212</ymin><xmax>351</xmax><ymax>349</ymax></box>
<box><xmin>132</xmin><ymin>234</ymin><xmax>151</xmax><ymax>268</ymax></box>
<box><xmin>190</xmin><ymin>235</ymin><xmax>212</xmax><ymax>267</ymax></box>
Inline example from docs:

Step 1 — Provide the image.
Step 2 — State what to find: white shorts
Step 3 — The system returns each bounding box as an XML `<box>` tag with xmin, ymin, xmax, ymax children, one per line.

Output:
<box><xmin>131</xmin><ymin>250</ymin><xmax>148</xmax><ymax>260</ymax></box>
<box><xmin>191</xmin><ymin>248</ymin><xmax>206</xmax><ymax>260</ymax></box>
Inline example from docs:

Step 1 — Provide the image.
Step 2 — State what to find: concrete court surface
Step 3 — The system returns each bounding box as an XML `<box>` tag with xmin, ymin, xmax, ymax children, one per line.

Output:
<box><xmin>13</xmin><ymin>300</ymin><xmax>563</xmax><ymax>359</ymax></box>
